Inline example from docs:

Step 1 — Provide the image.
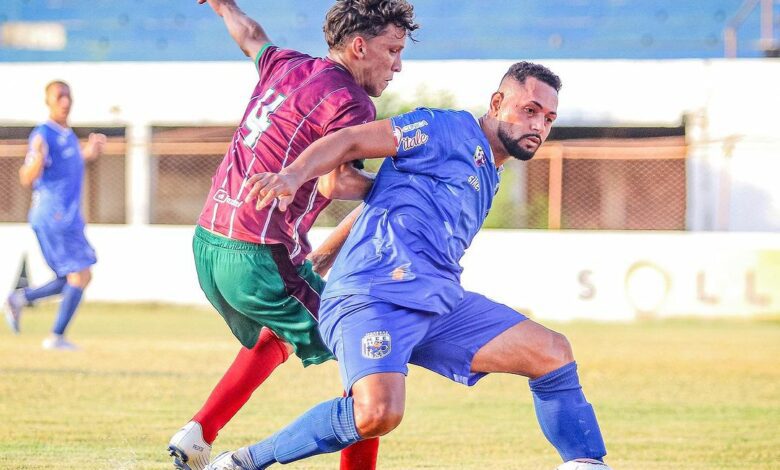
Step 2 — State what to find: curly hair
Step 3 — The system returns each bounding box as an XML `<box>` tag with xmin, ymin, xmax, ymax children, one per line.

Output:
<box><xmin>502</xmin><ymin>61</ymin><xmax>562</xmax><ymax>92</ymax></box>
<box><xmin>324</xmin><ymin>0</ymin><xmax>419</xmax><ymax>50</ymax></box>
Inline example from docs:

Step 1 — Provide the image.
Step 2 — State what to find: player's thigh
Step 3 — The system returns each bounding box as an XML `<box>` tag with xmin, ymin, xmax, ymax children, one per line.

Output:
<box><xmin>32</xmin><ymin>226</ymin><xmax>67</xmax><ymax>275</ymax></box>
<box><xmin>471</xmin><ymin>318</ymin><xmax>573</xmax><ymax>378</ymax></box>
<box><xmin>409</xmin><ymin>291</ymin><xmax>527</xmax><ymax>386</ymax></box>
<box><xmin>60</xmin><ymin>227</ymin><xmax>96</xmax><ymax>278</ymax></box>
<box><xmin>319</xmin><ymin>295</ymin><xmax>431</xmax><ymax>393</ymax></box>
<box><xmin>192</xmin><ymin>227</ymin><xmax>331</xmax><ymax>365</ymax></box>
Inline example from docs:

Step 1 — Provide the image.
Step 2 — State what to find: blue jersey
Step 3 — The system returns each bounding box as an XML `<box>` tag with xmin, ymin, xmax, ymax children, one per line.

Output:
<box><xmin>28</xmin><ymin>121</ymin><xmax>85</xmax><ymax>230</ymax></box>
<box><xmin>322</xmin><ymin>108</ymin><xmax>500</xmax><ymax>314</ymax></box>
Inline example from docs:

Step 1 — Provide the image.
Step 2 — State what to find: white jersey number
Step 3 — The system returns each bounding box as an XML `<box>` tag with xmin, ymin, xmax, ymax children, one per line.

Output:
<box><xmin>243</xmin><ymin>88</ymin><xmax>286</xmax><ymax>148</ymax></box>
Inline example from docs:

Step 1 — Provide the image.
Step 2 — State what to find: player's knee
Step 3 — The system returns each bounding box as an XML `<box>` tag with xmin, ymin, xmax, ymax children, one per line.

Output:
<box><xmin>66</xmin><ymin>269</ymin><xmax>92</xmax><ymax>289</ymax></box>
<box><xmin>82</xmin><ymin>270</ymin><xmax>92</xmax><ymax>287</ymax></box>
<box><xmin>546</xmin><ymin>331</ymin><xmax>574</xmax><ymax>370</ymax></box>
<box><xmin>352</xmin><ymin>397</ymin><xmax>404</xmax><ymax>438</ymax></box>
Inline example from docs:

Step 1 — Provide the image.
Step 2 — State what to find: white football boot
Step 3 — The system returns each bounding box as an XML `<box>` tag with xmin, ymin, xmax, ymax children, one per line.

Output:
<box><xmin>168</xmin><ymin>421</ymin><xmax>212</xmax><ymax>470</ymax></box>
<box><xmin>556</xmin><ymin>458</ymin><xmax>612</xmax><ymax>470</ymax></box>
<box><xmin>205</xmin><ymin>451</ymin><xmax>249</xmax><ymax>470</ymax></box>
<box><xmin>41</xmin><ymin>334</ymin><xmax>79</xmax><ymax>351</ymax></box>
<box><xmin>4</xmin><ymin>289</ymin><xmax>25</xmax><ymax>334</ymax></box>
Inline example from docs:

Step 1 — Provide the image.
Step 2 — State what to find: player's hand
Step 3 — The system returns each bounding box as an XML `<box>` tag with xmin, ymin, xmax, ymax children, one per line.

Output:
<box><xmin>88</xmin><ymin>133</ymin><xmax>107</xmax><ymax>153</ymax></box>
<box><xmin>198</xmin><ymin>0</ymin><xmax>229</xmax><ymax>8</ymax></box>
<box><xmin>307</xmin><ymin>249</ymin><xmax>335</xmax><ymax>277</ymax></box>
<box><xmin>245</xmin><ymin>172</ymin><xmax>302</xmax><ymax>212</ymax></box>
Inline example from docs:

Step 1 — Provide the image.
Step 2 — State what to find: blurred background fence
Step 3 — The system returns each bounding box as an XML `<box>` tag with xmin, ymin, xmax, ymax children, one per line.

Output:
<box><xmin>0</xmin><ymin>126</ymin><xmax>688</xmax><ymax>230</ymax></box>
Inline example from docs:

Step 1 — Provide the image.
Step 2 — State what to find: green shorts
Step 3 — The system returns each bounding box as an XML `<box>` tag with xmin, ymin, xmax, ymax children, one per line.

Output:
<box><xmin>192</xmin><ymin>226</ymin><xmax>332</xmax><ymax>366</ymax></box>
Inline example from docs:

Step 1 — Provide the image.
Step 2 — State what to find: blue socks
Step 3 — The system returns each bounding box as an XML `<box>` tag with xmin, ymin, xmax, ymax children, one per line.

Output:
<box><xmin>52</xmin><ymin>284</ymin><xmax>84</xmax><ymax>335</ymax></box>
<box><xmin>238</xmin><ymin>365</ymin><xmax>603</xmax><ymax>469</ymax></box>
<box><xmin>23</xmin><ymin>276</ymin><xmax>67</xmax><ymax>303</ymax></box>
<box><xmin>529</xmin><ymin>361</ymin><xmax>607</xmax><ymax>462</ymax></box>
<box><xmin>248</xmin><ymin>397</ymin><xmax>361</xmax><ymax>469</ymax></box>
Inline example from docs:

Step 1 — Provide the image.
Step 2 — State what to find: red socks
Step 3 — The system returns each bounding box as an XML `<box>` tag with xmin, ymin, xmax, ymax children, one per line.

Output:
<box><xmin>340</xmin><ymin>436</ymin><xmax>379</xmax><ymax>470</ymax></box>
<box><xmin>191</xmin><ymin>327</ymin><xmax>379</xmax><ymax>470</ymax></box>
<box><xmin>340</xmin><ymin>389</ymin><xmax>379</xmax><ymax>470</ymax></box>
<box><xmin>193</xmin><ymin>328</ymin><xmax>289</xmax><ymax>444</ymax></box>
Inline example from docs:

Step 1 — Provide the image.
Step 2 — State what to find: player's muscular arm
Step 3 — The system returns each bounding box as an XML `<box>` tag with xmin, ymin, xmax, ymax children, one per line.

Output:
<box><xmin>199</xmin><ymin>0</ymin><xmax>269</xmax><ymax>59</ymax></box>
<box><xmin>246</xmin><ymin>119</ymin><xmax>396</xmax><ymax>211</ymax></box>
<box><xmin>19</xmin><ymin>134</ymin><xmax>46</xmax><ymax>188</ymax></box>
<box><xmin>318</xmin><ymin>164</ymin><xmax>376</xmax><ymax>200</ymax></box>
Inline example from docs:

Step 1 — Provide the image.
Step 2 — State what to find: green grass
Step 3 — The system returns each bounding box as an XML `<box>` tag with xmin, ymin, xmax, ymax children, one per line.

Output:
<box><xmin>1</xmin><ymin>303</ymin><xmax>778</xmax><ymax>469</ymax></box>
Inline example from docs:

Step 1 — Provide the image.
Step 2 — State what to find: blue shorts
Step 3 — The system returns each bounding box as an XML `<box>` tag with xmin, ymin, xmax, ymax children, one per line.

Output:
<box><xmin>319</xmin><ymin>292</ymin><xmax>527</xmax><ymax>392</ymax></box>
<box><xmin>33</xmin><ymin>225</ymin><xmax>97</xmax><ymax>277</ymax></box>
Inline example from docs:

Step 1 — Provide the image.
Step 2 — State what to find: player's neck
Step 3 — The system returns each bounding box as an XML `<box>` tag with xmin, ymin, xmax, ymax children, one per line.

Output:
<box><xmin>49</xmin><ymin>115</ymin><xmax>69</xmax><ymax>129</ymax></box>
<box><xmin>326</xmin><ymin>51</ymin><xmax>353</xmax><ymax>77</ymax></box>
<box><xmin>478</xmin><ymin>115</ymin><xmax>510</xmax><ymax>167</ymax></box>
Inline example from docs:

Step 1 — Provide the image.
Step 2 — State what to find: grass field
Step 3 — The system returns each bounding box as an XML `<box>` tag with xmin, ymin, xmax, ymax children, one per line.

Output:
<box><xmin>1</xmin><ymin>302</ymin><xmax>778</xmax><ymax>469</ymax></box>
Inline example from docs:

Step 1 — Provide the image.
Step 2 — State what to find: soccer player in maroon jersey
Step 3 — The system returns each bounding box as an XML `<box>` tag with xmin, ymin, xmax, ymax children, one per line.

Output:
<box><xmin>167</xmin><ymin>1</ymin><xmax>418</xmax><ymax>469</ymax></box>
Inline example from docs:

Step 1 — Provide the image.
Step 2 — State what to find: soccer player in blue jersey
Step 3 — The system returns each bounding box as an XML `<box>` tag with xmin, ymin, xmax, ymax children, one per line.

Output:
<box><xmin>4</xmin><ymin>80</ymin><xmax>106</xmax><ymax>351</ymax></box>
<box><xmin>203</xmin><ymin>62</ymin><xmax>611</xmax><ymax>470</ymax></box>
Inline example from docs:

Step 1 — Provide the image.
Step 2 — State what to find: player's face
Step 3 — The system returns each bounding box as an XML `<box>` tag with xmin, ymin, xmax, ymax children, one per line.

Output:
<box><xmin>358</xmin><ymin>24</ymin><xmax>406</xmax><ymax>97</ymax></box>
<box><xmin>493</xmin><ymin>77</ymin><xmax>558</xmax><ymax>161</ymax></box>
<box><xmin>45</xmin><ymin>84</ymin><xmax>72</xmax><ymax>124</ymax></box>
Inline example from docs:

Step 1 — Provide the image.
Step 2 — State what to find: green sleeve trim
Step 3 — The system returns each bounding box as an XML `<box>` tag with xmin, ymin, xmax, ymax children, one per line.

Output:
<box><xmin>254</xmin><ymin>43</ymin><xmax>273</xmax><ymax>70</ymax></box>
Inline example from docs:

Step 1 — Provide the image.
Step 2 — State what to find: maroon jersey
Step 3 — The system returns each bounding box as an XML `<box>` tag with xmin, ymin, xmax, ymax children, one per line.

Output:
<box><xmin>198</xmin><ymin>45</ymin><xmax>375</xmax><ymax>265</ymax></box>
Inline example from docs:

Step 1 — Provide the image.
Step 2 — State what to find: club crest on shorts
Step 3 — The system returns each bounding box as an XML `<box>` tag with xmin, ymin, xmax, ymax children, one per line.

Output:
<box><xmin>362</xmin><ymin>331</ymin><xmax>391</xmax><ymax>359</ymax></box>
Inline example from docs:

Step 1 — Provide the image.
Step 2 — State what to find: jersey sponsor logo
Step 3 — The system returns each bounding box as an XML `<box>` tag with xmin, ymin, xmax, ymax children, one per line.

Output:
<box><xmin>213</xmin><ymin>189</ymin><xmax>243</xmax><ymax>208</ymax></box>
<box><xmin>473</xmin><ymin>145</ymin><xmax>486</xmax><ymax>167</ymax></box>
<box><xmin>393</xmin><ymin>126</ymin><xmax>403</xmax><ymax>149</ymax></box>
<box><xmin>362</xmin><ymin>330</ymin><xmax>391</xmax><ymax>359</ymax></box>
<box><xmin>398</xmin><ymin>129</ymin><xmax>429</xmax><ymax>152</ymax></box>
<box><xmin>468</xmin><ymin>175</ymin><xmax>481</xmax><ymax>191</ymax></box>
<box><xmin>62</xmin><ymin>146</ymin><xmax>76</xmax><ymax>159</ymax></box>
<box><xmin>400</xmin><ymin>120</ymin><xmax>428</xmax><ymax>133</ymax></box>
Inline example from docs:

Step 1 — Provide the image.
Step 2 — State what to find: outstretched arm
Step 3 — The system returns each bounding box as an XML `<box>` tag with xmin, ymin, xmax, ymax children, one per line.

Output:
<box><xmin>19</xmin><ymin>133</ymin><xmax>46</xmax><ymax>188</ymax></box>
<box><xmin>199</xmin><ymin>0</ymin><xmax>270</xmax><ymax>59</ymax></box>
<box><xmin>245</xmin><ymin>119</ymin><xmax>396</xmax><ymax>211</ymax></box>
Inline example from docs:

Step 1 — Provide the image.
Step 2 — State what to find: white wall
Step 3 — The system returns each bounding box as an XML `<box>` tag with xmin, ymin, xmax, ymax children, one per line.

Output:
<box><xmin>1</xmin><ymin>225</ymin><xmax>779</xmax><ymax>320</ymax></box>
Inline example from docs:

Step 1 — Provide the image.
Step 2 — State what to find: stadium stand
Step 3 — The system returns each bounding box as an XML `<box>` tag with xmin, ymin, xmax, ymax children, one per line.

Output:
<box><xmin>0</xmin><ymin>0</ymin><xmax>777</xmax><ymax>61</ymax></box>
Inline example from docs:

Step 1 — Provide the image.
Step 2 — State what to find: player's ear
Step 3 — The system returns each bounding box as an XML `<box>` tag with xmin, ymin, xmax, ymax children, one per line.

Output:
<box><xmin>348</xmin><ymin>35</ymin><xmax>367</xmax><ymax>59</ymax></box>
<box><xmin>489</xmin><ymin>91</ymin><xmax>504</xmax><ymax>116</ymax></box>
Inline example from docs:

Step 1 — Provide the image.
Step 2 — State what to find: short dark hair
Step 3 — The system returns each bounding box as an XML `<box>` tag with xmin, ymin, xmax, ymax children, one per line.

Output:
<box><xmin>502</xmin><ymin>62</ymin><xmax>562</xmax><ymax>92</ymax></box>
<box><xmin>324</xmin><ymin>0</ymin><xmax>419</xmax><ymax>50</ymax></box>
<box><xmin>45</xmin><ymin>80</ymin><xmax>70</xmax><ymax>94</ymax></box>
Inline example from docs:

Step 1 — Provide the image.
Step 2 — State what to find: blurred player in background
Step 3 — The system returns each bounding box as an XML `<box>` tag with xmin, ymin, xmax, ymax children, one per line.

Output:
<box><xmin>167</xmin><ymin>1</ymin><xmax>418</xmax><ymax>469</ymax></box>
<box><xmin>4</xmin><ymin>80</ymin><xmax>106</xmax><ymax>351</ymax></box>
<box><xmin>206</xmin><ymin>62</ymin><xmax>611</xmax><ymax>470</ymax></box>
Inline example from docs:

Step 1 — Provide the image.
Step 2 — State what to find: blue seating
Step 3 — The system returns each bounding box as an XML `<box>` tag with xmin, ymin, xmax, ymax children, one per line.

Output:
<box><xmin>0</xmin><ymin>0</ymin><xmax>774</xmax><ymax>61</ymax></box>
